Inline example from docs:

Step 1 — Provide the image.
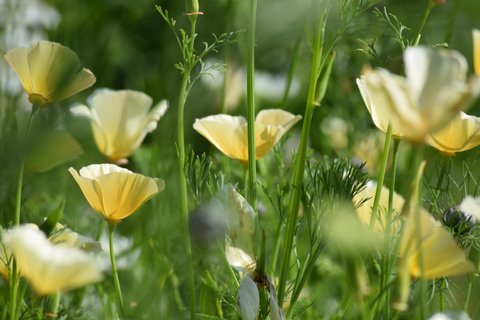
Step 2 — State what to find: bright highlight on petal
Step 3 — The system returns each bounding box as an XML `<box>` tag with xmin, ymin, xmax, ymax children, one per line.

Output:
<box><xmin>71</xmin><ymin>89</ymin><xmax>168</xmax><ymax>163</ymax></box>
<box><xmin>193</xmin><ymin>109</ymin><xmax>301</xmax><ymax>161</ymax></box>
<box><xmin>3</xmin><ymin>225</ymin><xmax>102</xmax><ymax>295</ymax></box>
<box><xmin>427</xmin><ymin>112</ymin><xmax>480</xmax><ymax>155</ymax></box>
<box><xmin>68</xmin><ymin>164</ymin><xmax>165</xmax><ymax>222</ymax></box>
<box><xmin>4</xmin><ymin>40</ymin><xmax>96</xmax><ymax>106</ymax></box>
<box><xmin>357</xmin><ymin>46</ymin><xmax>480</xmax><ymax>143</ymax></box>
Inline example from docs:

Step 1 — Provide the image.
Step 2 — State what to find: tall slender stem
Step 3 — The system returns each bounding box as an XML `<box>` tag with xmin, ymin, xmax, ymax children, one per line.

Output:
<box><xmin>277</xmin><ymin>3</ymin><xmax>323</xmax><ymax>305</ymax></box>
<box><xmin>108</xmin><ymin>222</ymin><xmax>124</xmax><ymax>316</ymax></box>
<box><xmin>178</xmin><ymin>69</ymin><xmax>196</xmax><ymax>319</ymax></box>
<box><xmin>413</xmin><ymin>1</ymin><xmax>436</xmax><ymax>46</ymax></box>
<box><xmin>368</xmin><ymin>125</ymin><xmax>392</xmax><ymax>228</ymax></box>
<box><xmin>14</xmin><ymin>106</ymin><xmax>36</xmax><ymax>226</ymax></box>
<box><xmin>246</xmin><ymin>0</ymin><xmax>257</xmax><ymax>207</ymax></box>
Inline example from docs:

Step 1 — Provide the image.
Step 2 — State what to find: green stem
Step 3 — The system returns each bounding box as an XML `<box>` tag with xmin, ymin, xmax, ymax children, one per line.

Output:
<box><xmin>46</xmin><ymin>291</ymin><xmax>61</xmax><ymax>318</ymax></box>
<box><xmin>368</xmin><ymin>125</ymin><xmax>392</xmax><ymax>228</ymax></box>
<box><xmin>246</xmin><ymin>0</ymin><xmax>257</xmax><ymax>207</ymax></box>
<box><xmin>9</xmin><ymin>263</ymin><xmax>18</xmax><ymax>320</ymax></box>
<box><xmin>380</xmin><ymin>138</ymin><xmax>399</xmax><ymax>318</ymax></box>
<box><xmin>412</xmin><ymin>1</ymin><xmax>436</xmax><ymax>46</ymax></box>
<box><xmin>14</xmin><ymin>106</ymin><xmax>36</xmax><ymax>225</ymax></box>
<box><xmin>438</xmin><ymin>278</ymin><xmax>445</xmax><ymax>312</ymax></box>
<box><xmin>281</xmin><ymin>33</ymin><xmax>303</xmax><ymax>108</ymax></box>
<box><xmin>464</xmin><ymin>274</ymin><xmax>473</xmax><ymax>311</ymax></box>
<box><xmin>108</xmin><ymin>222</ymin><xmax>124</xmax><ymax>315</ymax></box>
<box><xmin>277</xmin><ymin>3</ymin><xmax>324</xmax><ymax>305</ymax></box>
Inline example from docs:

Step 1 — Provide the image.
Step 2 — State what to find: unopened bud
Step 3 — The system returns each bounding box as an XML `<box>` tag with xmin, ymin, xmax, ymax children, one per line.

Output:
<box><xmin>431</xmin><ymin>0</ymin><xmax>446</xmax><ymax>5</ymax></box>
<box><xmin>185</xmin><ymin>0</ymin><xmax>203</xmax><ymax>23</ymax></box>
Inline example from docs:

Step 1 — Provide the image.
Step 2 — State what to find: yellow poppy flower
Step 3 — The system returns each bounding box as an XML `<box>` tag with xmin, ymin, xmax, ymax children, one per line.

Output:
<box><xmin>2</xmin><ymin>225</ymin><xmax>102</xmax><ymax>295</ymax></box>
<box><xmin>399</xmin><ymin>208</ymin><xmax>475</xmax><ymax>279</ymax></box>
<box><xmin>473</xmin><ymin>29</ymin><xmax>480</xmax><ymax>75</ymax></box>
<box><xmin>4</xmin><ymin>40</ymin><xmax>96</xmax><ymax>106</ymax></box>
<box><xmin>69</xmin><ymin>164</ymin><xmax>164</xmax><ymax>223</ymax></box>
<box><xmin>353</xmin><ymin>182</ymin><xmax>404</xmax><ymax>233</ymax></box>
<box><xmin>426</xmin><ymin>112</ymin><xmax>480</xmax><ymax>155</ymax></box>
<box><xmin>357</xmin><ymin>46</ymin><xmax>480</xmax><ymax>143</ymax></box>
<box><xmin>193</xmin><ymin>109</ymin><xmax>301</xmax><ymax>161</ymax></box>
<box><xmin>71</xmin><ymin>89</ymin><xmax>168</xmax><ymax>163</ymax></box>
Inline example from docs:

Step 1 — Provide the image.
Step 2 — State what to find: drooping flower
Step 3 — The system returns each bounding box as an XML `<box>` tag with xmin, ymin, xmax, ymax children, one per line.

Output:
<box><xmin>4</xmin><ymin>40</ymin><xmax>96</xmax><ymax>106</ymax></box>
<box><xmin>2</xmin><ymin>225</ymin><xmax>102</xmax><ymax>295</ymax></box>
<box><xmin>68</xmin><ymin>164</ymin><xmax>165</xmax><ymax>223</ymax></box>
<box><xmin>357</xmin><ymin>46</ymin><xmax>480</xmax><ymax>143</ymax></box>
<box><xmin>71</xmin><ymin>89</ymin><xmax>168</xmax><ymax>163</ymax></box>
<box><xmin>193</xmin><ymin>109</ymin><xmax>301</xmax><ymax>162</ymax></box>
<box><xmin>426</xmin><ymin>112</ymin><xmax>480</xmax><ymax>155</ymax></box>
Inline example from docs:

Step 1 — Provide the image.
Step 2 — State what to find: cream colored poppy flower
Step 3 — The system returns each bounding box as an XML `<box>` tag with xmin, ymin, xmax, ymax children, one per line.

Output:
<box><xmin>69</xmin><ymin>164</ymin><xmax>165</xmax><ymax>223</ymax></box>
<box><xmin>357</xmin><ymin>46</ymin><xmax>480</xmax><ymax>143</ymax></box>
<box><xmin>426</xmin><ymin>112</ymin><xmax>480</xmax><ymax>155</ymax></box>
<box><xmin>193</xmin><ymin>109</ymin><xmax>301</xmax><ymax>161</ymax></box>
<box><xmin>2</xmin><ymin>225</ymin><xmax>102</xmax><ymax>295</ymax></box>
<box><xmin>4</xmin><ymin>40</ymin><xmax>95</xmax><ymax>106</ymax></box>
<box><xmin>353</xmin><ymin>181</ymin><xmax>404</xmax><ymax>233</ymax></box>
<box><xmin>473</xmin><ymin>29</ymin><xmax>480</xmax><ymax>75</ymax></box>
<box><xmin>71</xmin><ymin>89</ymin><xmax>168</xmax><ymax>163</ymax></box>
<box><xmin>399</xmin><ymin>208</ymin><xmax>475</xmax><ymax>280</ymax></box>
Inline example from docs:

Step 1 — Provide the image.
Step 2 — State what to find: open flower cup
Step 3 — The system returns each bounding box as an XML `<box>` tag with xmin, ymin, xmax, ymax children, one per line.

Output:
<box><xmin>357</xmin><ymin>46</ymin><xmax>480</xmax><ymax>143</ymax></box>
<box><xmin>193</xmin><ymin>109</ymin><xmax>301</xmax><ymax>162</ymax></box>
<box><xmin>4</xmin><ymin>40</ymin><xmax>96</xmax><ymax>107</ymax></box>
<box><xmin>69</xmin><ymin>164</ymin><xmax>165</xmax><ymax>223</ymax></box>
<box><xmin>71</xmin><ymin>89</ymin><xmax>168</xmax><ymax>164</ymax></box>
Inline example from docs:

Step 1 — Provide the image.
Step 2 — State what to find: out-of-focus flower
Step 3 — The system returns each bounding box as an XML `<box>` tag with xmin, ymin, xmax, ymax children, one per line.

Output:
<box><xmin>399</xmin><ymin>208</ymin><xmax>475</xmax><ymax>280</ymax></box>
<box><xmin>4</xmin><ymin>40</ymin><xmax>95</xmax><ymax>106</ymax></box>
<box><xmin>193</xmin><ymin>109</ymin><xmax>301</xmax><ymax>162</ymax></box>
<box><xmin>254</xmin><ymin>70</ymin><xmax>300</xmax><ymax>102</ymax></box>
<box><xmin>357</xmin><ymin>46</ymin><xmax>480</xmax><ymax>143</ymax></box>
<box><xmin>426</xmin><ymin>112</ymin><xmax>480</xmax><ymax>155</ymax></box>
<box><xmin>237</xmin><ymin>275</ymin><xmax>259</xmax><ymax>320</ymax></box>
<box><xmin>71</xmin><ymin>89</ymin><xmax>168</xmax><ymax>163</ymax></box>
<box><xmin>321</xmin><ymin>116</ymin><xmax>349</xmax><ymax>151</ymax></box>
<box><xmin>69</xmin><ymin>164</ymin><xmax>165</xmax><ymax>223</ymax></box>
<box><xmin>473</xmin><ymin>29</ymin><xmax>480</xmax><ymax>76</ymax></box>
<box><xmin>2</xmin><ymin>225</ymin><xmax>102</xmax><ymax>295</ymax></box>
<box><xmin>353</xmin><ymin>181</ymin><xmax>404</xmax><ymax>233</ymax></box>
<box><xmin>352</xmin><ymin>131</ymin><xmax>385</xmax><ymax>173</ymax></box>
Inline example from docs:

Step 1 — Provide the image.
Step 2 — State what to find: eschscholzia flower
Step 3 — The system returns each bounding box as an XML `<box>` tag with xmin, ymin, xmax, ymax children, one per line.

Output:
<box><xmin>426</xmin><ymin>112</ymin><xmax>480</xmax><ymax>155</ymax></box>
<box><xmin>68</xmin><ymin>164</ymin><xmax>165</xmax><ymax>223</ymax></box>
<box><xmin>71</xmin><ymin>89</ymin><xmax>168</xmax><ymax>163</ymax></box>
<box><xmin>4</xmin><ymin>40</ymin><xmax>95</xmax><ymax>107</ymax></box>
<box><xmin>353</xmin><ymin>182</ymin><xmax>404</xmax><ymax>233</ymax></box>
<box><xmin>193</xmin><ymin>109</ymin><xmax>301</xmax><ymax>162</ymax></box>
<box><xmin>357</xmin><ymin>46</ymin><xmax>480</xmax><ymax>143</ymax></box>
<box><xmin>2</xmin><ymin>225</ymin><xmax>102</xmax><ymax>295</ymax></box>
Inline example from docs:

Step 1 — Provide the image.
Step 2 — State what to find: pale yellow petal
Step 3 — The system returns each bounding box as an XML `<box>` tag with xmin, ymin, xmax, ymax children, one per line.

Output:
<box><xmin>95</xmin><ymin>172</ymin><xmax>164</xmax><ymax>221</ymax></box>
<box><xmin>3</xmin><ymin>226</ymin><xmax>102</xmax><ymax>295</ymax></box>
<box><xmin>399</xmin><ymin>208</ymin><xmax>435</xmax><ymax>258</ymax></box>
<box><xmin>353</xmin><ymin>182</ymin><xmax>404</xmax><ymax>233</ymax></box>
<box><xmin>51</xmin><ymin>67</ymin><xmax>96</xmax><ymax>102</ymax></box>
<box><xmin>473</xmin><ymin>29</ymin><xmax>480</xmax><ymax>76</ymax></box>
<box><xmin>193</xmin><ymin>114</ymin><xmax>248</xmax><ymax>160</ymax></box>
<box><xmin>68</xmin><ymin>167</ymin><xmax>105</xmax><ymax>214</ymax></box>
<box><xmin>4</xmin><ymin>47</ymin><xmax>32</xmax><ymax>94</ymax></box>
<box><xmin>408</xmin><ymin>223</ymin><xmax>475</xmax><ymax>279</ymax></box>
<box><xmin>427</xmin><ymin>112</ymin><xmax>480</xmax><ymax>154</ymax></box>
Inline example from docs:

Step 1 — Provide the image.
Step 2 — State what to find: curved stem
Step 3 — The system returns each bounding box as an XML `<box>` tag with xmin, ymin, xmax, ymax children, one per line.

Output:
<box><xmin>108</xmin><ymin>222</ymin><xmax>124</xmax><ymax>315</ymax></box>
